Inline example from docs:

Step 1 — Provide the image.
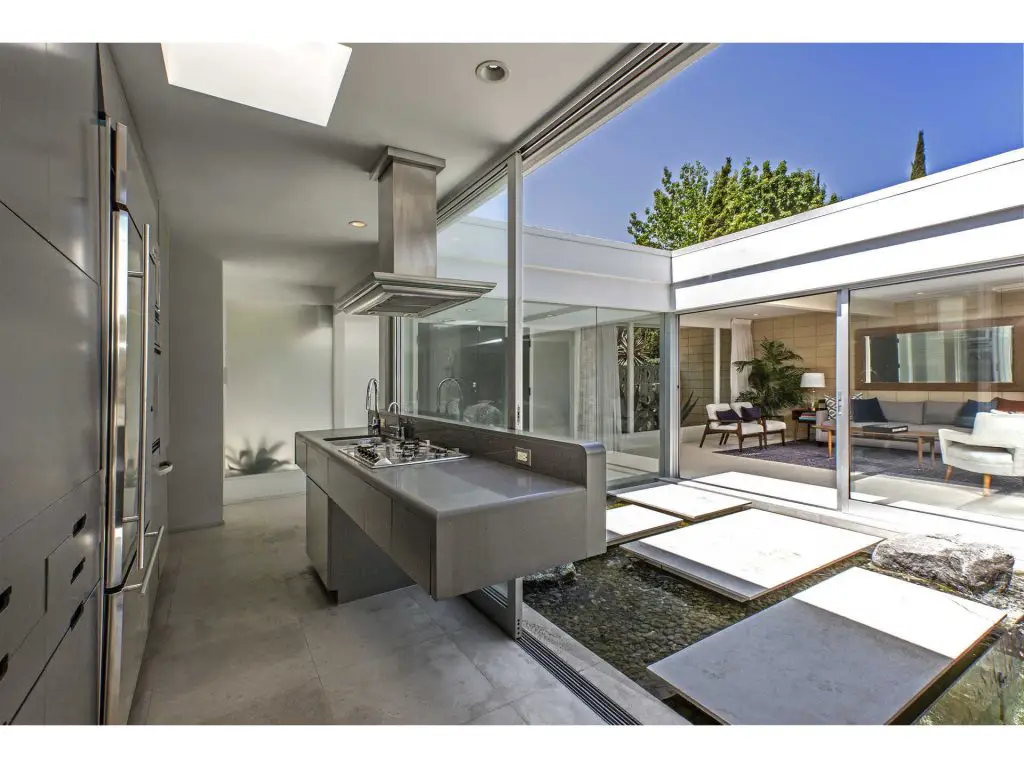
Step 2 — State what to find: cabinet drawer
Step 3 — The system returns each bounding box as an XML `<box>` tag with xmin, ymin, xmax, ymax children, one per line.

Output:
<box><xmin>44</xmin><ymin>587</ymin><xmax>98</xmax><ymax>725</ymax></box>
<box><xmin>10</xmin><ymin>673</ymin><xmax>45</xmax><ymax>725</ymax></box>
<box><xmin>349</xmin><ymin>478</ymin><xmax>390</xmax><ymax>552</ymax></box>
<box><xmin>0</xmin><ymin>517</ymin><xmax>47</xmax><ymax>662</ymax></box>
<box><xmin>306</xmin><ymin>445</ymin><xmax>328</xmax><ymax>488</ymax></box>
<box><xmin>45</xmin><ymin>521</ymin><xmax>100</xmax><ymax>658</ymax></box>
<box><xmin>0</xmin><ymin>618</ymin><xmax>47</xmax><ymax>724</ymax></box>
<box><xmin>327</xmin><ymin>461</ymin><xmax>364</xmax><ymax>529</ymax></box>
<box><xmin>390</xmin><ymin>504</ymin><xmax>432</xmax><ymax>590</ymax></box>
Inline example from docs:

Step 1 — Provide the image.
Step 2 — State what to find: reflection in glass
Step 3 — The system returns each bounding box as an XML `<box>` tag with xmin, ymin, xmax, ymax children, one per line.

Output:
<box><xmin>849</xmin><ymin>267</ymin><xmax>1024</xmax><ymax>531</ymax></box>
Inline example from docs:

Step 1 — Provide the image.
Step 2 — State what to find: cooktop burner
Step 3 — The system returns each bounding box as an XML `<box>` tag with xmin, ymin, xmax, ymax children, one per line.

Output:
<box><xmin>337</xmin><ymin>437</ymin><xmax>467</xmax><ymax>469</ymax></box>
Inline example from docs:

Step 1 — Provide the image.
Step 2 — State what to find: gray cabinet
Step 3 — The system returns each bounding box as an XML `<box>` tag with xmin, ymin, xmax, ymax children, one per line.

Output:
<box><xmin>306</xmin><ymin>479</ymin><xmax>329</xmax><ymax>588</ymax></box>
<box><xmin>0</xmin><ymin>44</ymin><xmax>99</xmax><ymax>280</ymax></box>
<box><xmin>44</xmin><ymin>587</ymin><xmax>99</xmax><ymax>725</ymax></box>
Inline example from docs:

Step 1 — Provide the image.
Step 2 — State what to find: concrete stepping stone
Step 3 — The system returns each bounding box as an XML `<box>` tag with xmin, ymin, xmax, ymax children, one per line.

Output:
<box><xmin>610</xmin><ymin>483</ymin><xmax>749</xmax><ymax>522</ymax></box>
<box><xmin>622</xmin><ymin>508</ymin><xmax>880</xmax><ymax>601</ymax></box>
<box><xmin>605</xmin><ymin>504</ymin><xmax>685</xmax><ymax>546</ymax></box>
<box><xmin>647</xmin><ymin>567</ymin><xmax>1006</xmax><ymax>724</ymax></box>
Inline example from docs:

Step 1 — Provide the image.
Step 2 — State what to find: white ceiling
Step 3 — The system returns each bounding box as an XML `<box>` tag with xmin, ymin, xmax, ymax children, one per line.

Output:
<box><xmin>111</xmin><ymin>43</ymin><xmax>630</xmax><ymax>286</ymax></box>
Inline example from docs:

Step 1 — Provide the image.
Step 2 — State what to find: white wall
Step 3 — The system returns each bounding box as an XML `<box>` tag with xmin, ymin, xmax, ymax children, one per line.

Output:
<box><xmin>224</xmin><ymin>301</ymin><xmax>333</xmax><ymax>466</ymax></box>
<box><xmin>333</xmin><ymin>312</ymin><xmax>379</xmax><ymax>428</ymax></box>
<box><xmin>168</xmin><ymin>245</ymin><xmax>224</xmax><ymax>531</ymax></box>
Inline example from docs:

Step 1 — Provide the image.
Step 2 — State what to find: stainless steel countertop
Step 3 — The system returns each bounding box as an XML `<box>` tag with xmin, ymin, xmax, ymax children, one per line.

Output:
<box><xmin>297</xmin><ymin>428</ymin><xmax>587</xmax><ymax>521</ymax></box>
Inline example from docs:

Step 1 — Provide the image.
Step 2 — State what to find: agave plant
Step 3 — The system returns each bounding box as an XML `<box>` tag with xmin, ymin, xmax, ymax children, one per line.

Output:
<box><xmin>225</xmin><ymin>439</ymin><xmax>288</xmax><ymax>476</ymax></box>
<box><xmin>680</xmin><ymin>390</ymin><xmax>698</xmax><ymax>423</ymax></box>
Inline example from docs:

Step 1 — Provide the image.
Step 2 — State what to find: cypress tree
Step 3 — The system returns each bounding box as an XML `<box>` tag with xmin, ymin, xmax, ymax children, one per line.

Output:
<box><xmin>911</xmin><ymin>130</ymin><xmax>926</xmax><ymax>180</ymax></box>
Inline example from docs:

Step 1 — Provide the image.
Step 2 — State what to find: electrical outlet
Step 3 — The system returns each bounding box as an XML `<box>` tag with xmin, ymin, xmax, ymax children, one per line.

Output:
<box><xmin>515</xmin><ymin>447</ymin><xmax>531</xmax><ymax>467</ymax></box>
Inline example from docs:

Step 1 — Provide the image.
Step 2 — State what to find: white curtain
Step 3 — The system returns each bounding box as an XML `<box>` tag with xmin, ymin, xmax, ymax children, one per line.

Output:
<box><xmin>730</xmin><ymin>318</ymin><xmax>754</xmax><ymax>402</ymax></box>
<box><xmin>576</xmin><ymin>324</ymin><xmax>621</xmax><ymax>450</ymax></box>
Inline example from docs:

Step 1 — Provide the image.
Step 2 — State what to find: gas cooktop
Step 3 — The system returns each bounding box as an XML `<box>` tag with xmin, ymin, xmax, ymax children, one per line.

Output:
<box><xmin>335</xmin><ymin>437</ymin><xmax>467</xmax><ymax>469</ymax></box>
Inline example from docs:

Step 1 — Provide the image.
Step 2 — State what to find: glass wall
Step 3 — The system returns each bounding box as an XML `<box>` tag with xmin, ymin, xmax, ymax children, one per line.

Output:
<box><xmin>400</xmin><ymin>181</ymin><xmax>508</xmax><ymax>424</ymax></box>
<box><xmin>223</xmin><ymin>301</ymin><xmax>333</xmax><ymax>472</ymax></box>
<box><xmin>518</xmin><ymin>303</ymin><xmax>662</xmax><ymax>486</ymax></box>
<box><xmin>848</xmin><ymin>266</ymin><xmax>1024</xmax><ymax>530</ymax></box>
<box><xmin>678</xmin><ymin>293</ymin><xmax>838</xmax><ymax>508</ymax></box>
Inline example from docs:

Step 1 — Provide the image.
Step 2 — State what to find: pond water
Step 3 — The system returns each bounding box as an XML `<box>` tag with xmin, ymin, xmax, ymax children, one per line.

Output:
<box><xmin>523</xmin><ymin>546</ymin><xmax>1024</xmax><ymax>725</ymax></box>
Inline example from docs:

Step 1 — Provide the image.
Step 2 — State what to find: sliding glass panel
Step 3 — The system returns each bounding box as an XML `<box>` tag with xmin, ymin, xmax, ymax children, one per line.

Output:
<box><xmin>678</xmin><ymin>293</ymin><xmax>838</xmax><ymax>509</ymax></box>
<box><xmin>848</xmin><ymin>266</ymin><xmax>1024</xmax><ymax>531</ymax></box>
<box><xmin>401</xmin><ymin>179</ymin><xmax>508</xmax><ymax>421</ymax></box>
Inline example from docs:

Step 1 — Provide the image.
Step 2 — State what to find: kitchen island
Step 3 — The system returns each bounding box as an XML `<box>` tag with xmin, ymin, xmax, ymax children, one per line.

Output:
<box><xmin>296</xmin><ymin>418</ymin><xmax>605</xmax><ymax>605</ymax></box>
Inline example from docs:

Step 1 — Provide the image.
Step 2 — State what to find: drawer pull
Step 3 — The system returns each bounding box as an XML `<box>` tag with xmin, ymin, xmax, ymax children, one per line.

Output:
<box><xmin>0</xmin><ymin>654</ymin><xmax>8</xmax><ymax>684</ymax></box>
<box><xmin>72</xmin><ymin>514</ymin><xmax>87</xmax><ymax>537</ymax></box>
<box><xmin>71</xmin><ymin>558</ymin><xmax>86</xmax><ymax>584</ymax></box>
<box><xmin>68</xmin><ymin>602</ymin><xmax>84</xmax><ymax>631</ymax></box>
<box><xmin>0</xmin><ymin>585</ymin><xmax>10</xmax><ymax>615</ymax></box>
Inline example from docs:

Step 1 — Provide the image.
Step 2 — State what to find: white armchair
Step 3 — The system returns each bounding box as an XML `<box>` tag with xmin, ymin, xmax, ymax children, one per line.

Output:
<box><xmin>732</xmin><ymin>401</ymin><xmax>787</xmax><ymax>447</ymax></box>
<box><xmin>699</xmin><ymin>403</ymin><xmax>765</xmax><ymax>452</ymax></box>
<box><xmin>939</xmin><ymin>411</ymin><xmax>1024</xmax><ymax>496</ymax></box>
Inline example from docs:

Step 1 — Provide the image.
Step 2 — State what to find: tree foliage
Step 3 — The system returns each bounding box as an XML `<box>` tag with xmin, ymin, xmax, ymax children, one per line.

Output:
<box><xmin>911</xmin><ymin>130</ymin><xmax>927</xmax><ymax>180</ymax></box>
<box><xmin>627</xmin><ymin>157</ymin><xmax>839</xmax><ymax>250</ymax></box>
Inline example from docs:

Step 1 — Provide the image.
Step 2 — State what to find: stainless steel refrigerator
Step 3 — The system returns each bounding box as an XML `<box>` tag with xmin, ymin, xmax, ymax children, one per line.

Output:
<box><xmin>99</xmin><ymin>118</ymin><xmax>170</xmax><ymax>725</ymax></box>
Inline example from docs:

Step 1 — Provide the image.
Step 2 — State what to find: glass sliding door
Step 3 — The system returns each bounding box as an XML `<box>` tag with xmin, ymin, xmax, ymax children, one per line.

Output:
<box><xmin>677</xmin><ymin>292</ymin><xmax>839</xmax><ymax>508</ymax></box>
<box><xmin>847</xmin><ymin>265</ymin><xmax>1024</xmax><ymax>531</ymax></box>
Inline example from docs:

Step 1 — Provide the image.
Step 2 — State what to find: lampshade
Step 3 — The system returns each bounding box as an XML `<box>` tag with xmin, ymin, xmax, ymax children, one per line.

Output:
<box><xmin>801</xmin><ymin>372</ymin><xmax>826</xmax><ymax>388</ymax></box>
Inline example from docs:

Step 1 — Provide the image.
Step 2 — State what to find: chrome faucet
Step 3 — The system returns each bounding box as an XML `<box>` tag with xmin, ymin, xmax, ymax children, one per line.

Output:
<box><xmin>386</xmin><ymin>401</ymin><xmax>400</xmax><ymax>414</ymax></box>
<box><xmin>437</xmin><ymin>377</ymin><xmax>464</xmax><ymax>418</ymax></box>
<box><xmin>365</xmin><ymin>377</ymin><xmax>380</xmax><ymax>436</ymax></box>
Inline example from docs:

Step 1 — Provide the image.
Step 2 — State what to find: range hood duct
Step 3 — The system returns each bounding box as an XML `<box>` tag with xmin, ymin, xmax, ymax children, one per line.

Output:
<box><xmin>335</xmin><ymin>146</ymin><xmax>496</xmax><ymax>317</ymax></box>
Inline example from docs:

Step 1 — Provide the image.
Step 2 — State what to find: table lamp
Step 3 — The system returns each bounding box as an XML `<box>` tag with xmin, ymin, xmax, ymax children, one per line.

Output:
<box><xmin>800</xmin><ymin>372</ymin><xmax>825</xmax><ymax>408</ymax></box>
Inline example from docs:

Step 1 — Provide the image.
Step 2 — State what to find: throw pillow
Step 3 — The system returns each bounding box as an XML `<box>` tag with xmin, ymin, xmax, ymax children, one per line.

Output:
<box><xmin>851</xmin><ymin>396</ymin><xmax>886</xmax><ymax>423</ymax></box>
<box><xmin>823</xmin><ymin>395</ymin><xmax>839</xmax><ymax>421</ymax></box>
<box><xmin>715</xmin><ymin>408</ymin><xmax>742</xmax><ymax>422</ymax></box>
<box><xmin>823</xmin><ymin>393</ymin><xmax>864</xmax><ymax>421</ymax></box>
<box><xmin>955</xmin><ymin>399</ymin><xmax>996</xmax><ymax>428</ymax></box>
<box><xmin>995</xmin><ymin>397</ymin><xmax>1024</xmax><ymax>414</ymax></box>
<box><xmin>740</xmin><ymin>405</ymin><xmax>762</xmax><ymax>421</ymax></box>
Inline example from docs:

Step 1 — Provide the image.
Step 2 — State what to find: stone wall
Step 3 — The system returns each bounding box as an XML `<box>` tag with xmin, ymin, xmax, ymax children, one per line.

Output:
<box><xmin>680</xmin><ymin>326</ymin><xmax>716</xmax><ymax>426</ymax></box>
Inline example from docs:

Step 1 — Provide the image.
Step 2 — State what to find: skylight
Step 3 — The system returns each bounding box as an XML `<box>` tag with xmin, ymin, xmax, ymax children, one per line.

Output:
<box><xmin>161</xmin><ymin>43</ymin><xmax>352</xmax><ymax>126</ymax></box>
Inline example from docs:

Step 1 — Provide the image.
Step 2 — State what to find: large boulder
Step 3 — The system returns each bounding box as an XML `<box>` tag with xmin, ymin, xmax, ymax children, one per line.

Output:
<box><xmin>524</xmin><ymin>563</ymin><xmax>577</xmax><ymax>587</ymax></box>
<box><xmin>871</xmin><ymin>534</ymin><xmax>1014</xmax><ymax>595</ymax></box>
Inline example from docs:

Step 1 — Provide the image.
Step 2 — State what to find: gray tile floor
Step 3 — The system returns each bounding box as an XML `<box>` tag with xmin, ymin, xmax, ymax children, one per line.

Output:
<box><xmin>129</xmin><ymin>494</ymin><xmax>603</xmax><ymax>725</ymax></box>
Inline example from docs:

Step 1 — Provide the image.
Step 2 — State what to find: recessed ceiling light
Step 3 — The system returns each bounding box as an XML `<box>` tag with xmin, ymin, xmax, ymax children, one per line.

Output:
<box><xmin>475</xmin><ymin>60</ymin><xmax>509</xmax><ymax>83</ymax></box>
<box><xmin>349</xmin><ymin>220</ymin><xmax>366</xmax><ymax>228</ymax></box>
<box><xmin>161</xmin><ymin>43</ymin><xmax>352</xmax><ymax>126</ymax></box>
<box><xmin>752</xmin><ymin>312</ymin><xmax>760</xmax><ymax>316</ymax></box>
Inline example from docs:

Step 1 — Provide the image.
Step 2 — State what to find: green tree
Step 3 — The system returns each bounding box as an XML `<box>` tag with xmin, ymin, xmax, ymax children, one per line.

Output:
<box><xmin>627</xmin><ymin>156</ymin><xmax>838</xmax><ymax>250</ymax></box>
<box><xmin>911</xmin><ymin>130</ymin><xmax>926</xmax><ymax>180</ymax></box>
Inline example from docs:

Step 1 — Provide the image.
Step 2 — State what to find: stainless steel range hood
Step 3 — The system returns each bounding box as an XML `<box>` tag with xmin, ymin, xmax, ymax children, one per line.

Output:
<box><xmin>335</xmin><ymin>147</ymin><xmax>495</xmax><ymax>317</ymax></box>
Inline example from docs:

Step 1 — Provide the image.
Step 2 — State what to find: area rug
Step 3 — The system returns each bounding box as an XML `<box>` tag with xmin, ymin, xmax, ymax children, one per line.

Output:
<box><xmin>715</xmin><ymin>440</ymin><xmax>1024</xmax><ymax>496</ymax></box>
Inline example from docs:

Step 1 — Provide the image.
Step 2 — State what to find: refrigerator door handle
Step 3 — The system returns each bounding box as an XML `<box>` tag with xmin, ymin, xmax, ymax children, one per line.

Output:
<box><xmin>134</xmin><ymin>224</ymin><xmax>153</xmax><ymax>572</ymax></box>
<box><xmin>123</xmin><ymin>526</ymin><xmax>164</xmax><ymax>597</ymax></box>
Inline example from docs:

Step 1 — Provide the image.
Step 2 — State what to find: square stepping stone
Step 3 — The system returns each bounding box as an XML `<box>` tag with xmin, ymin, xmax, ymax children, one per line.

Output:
<box><xmin>648</xmin><ymin>567</ymin><xmax>1006</xmax><ymax>724</ymax></box>
<box><xmin>611</xmin><ymin>483</ymin><xmax>749</xmax><ymax>522</ymax></box>
<box><xmin>605</xmin><ymin>505</ymin><xmax>685</xmax><ymax>546</ymax></box>
<box><xmin>622</xmin><ymin>509</ymin><xmax>880</xmax><ymax>601</ymax></box>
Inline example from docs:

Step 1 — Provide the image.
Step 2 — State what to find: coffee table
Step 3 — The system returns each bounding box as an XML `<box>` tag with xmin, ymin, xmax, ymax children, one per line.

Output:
<box><xmin>818</xmin><ymin>424</ymin><xmax>936</xmax><ymax>468</ymax></box>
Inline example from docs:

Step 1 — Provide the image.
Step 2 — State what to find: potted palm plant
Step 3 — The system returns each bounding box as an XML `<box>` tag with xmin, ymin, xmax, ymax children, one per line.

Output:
<box><xmin>734</xmin><ymin>339</ymin><xmax>807</xmax><ymax>418</ymax></box>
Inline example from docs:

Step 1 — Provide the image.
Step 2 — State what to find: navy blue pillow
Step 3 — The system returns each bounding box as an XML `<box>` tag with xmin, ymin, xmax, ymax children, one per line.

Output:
<box><xmin>716</xmin><ymin>408</ymin><xmax>742</xmax><ymax>422</ymax></box>
<box><xmin>954</xmin><ymin>399</ymin><xmax>996</xmax><ymax>429</ymax></box>
<box><xmin>851</xmin><ymin>396</ymin><xmax>886</xmax><ymax>422</ymax></box>
<box><xmin>741</xmin><ymin>406</ymin><xmax>762</xmax><ymax>421</ymax></box>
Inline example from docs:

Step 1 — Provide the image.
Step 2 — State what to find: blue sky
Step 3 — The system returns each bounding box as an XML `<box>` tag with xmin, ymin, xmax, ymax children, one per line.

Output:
<box><xmin>475</xmin><ymin>43</ymin><xmax>1024</xmax><ymax>242</ymax></box>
